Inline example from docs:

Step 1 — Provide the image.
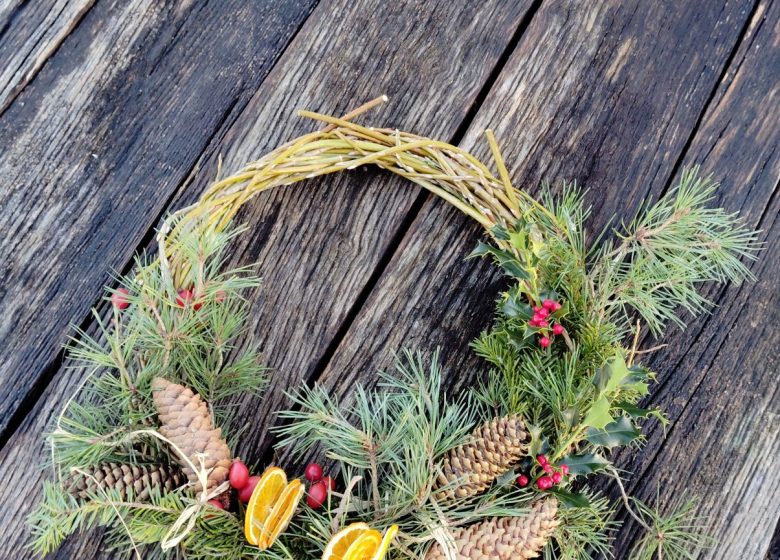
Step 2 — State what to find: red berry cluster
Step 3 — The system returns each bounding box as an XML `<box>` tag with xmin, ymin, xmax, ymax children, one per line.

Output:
<box><xmin>304</xmin><ymin>462</ymin><xmax>336</xmax><ymax>509</ymax></box>
<box><xmin>528</xmin><ymin>299</ymin><xmax>564</xmax><ymax>348</ymax></box>
<box><xmin>110</xmin><ymin>286</ymin><xmax>227</xmax><ymax>312</ymax></box>
<box><xmin>516</xmin><ymin>454</ymin><xmax>569</xmax><ymax>491</ymax></box>
<box><xmin>225</xmin><ymin>459</ymin><xmax>260</xmax><ymax>504</ymax></box>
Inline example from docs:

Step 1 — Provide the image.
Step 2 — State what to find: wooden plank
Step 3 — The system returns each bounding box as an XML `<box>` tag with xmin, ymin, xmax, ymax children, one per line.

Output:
<box><xmin>0</xmin><ymin>0</ymin><xmax>320</xmax><ymax>441</ymax></box>
<box><xmin>0</xmin><ymin>0</ymin><xmax>95</xmax><ymax>113</ymax></box>
<box><xmin>0</xmin><ymin>0</ymin><xmax>537</xmax><ymax>556</ymax></box>
<box><xmin>304</xmin><ymin>0</ymin><xmax>772</xmax><ymax>555</ymax></box>
<box><xmin>607</xmin><ymin>1</ymin><xmax>780</xmax><ymax>556</ymax></box>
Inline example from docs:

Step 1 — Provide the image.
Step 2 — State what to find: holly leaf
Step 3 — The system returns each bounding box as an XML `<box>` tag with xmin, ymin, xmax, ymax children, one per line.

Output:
<box><xmin>501</xmin><ymin>292</ymin><xmax>531</xmax><ymax>320</ymax></box>
<box><xmin>616</xmin><ymin>401</ymin><xmax>669</xmax><ymax>427</ymax></box>
<box><xmin>469</xmin><ymin>243</ymin><xmax>529</xmax><ymax>279</ymax></box>
<box><xmin>581</xmin><ymin>396</ymin><xmax>614</xmax><ymax>430</ymax></box>
<box><xmin>560</xmin><ymin>453</ymin><xmax>610</xmax><ymax>476</ymax></box>
<box><xmin>550</xmin><ymin>488</ymin><xmax>591</xmax><ymax>508</ymax></box>
<box><xmin>491</xmin><ymin>224</ymin><xmax>511</xmax><ymax>241</ymax></box>
<box><xmin>585</xmin><ymin>416</ymin><xmax>641</xmax><ymax>448</ymax></box>
<box><xmin>592</xmin><ymin>355</ymin><xmax>630</xmax><ymax>394</ymax></box>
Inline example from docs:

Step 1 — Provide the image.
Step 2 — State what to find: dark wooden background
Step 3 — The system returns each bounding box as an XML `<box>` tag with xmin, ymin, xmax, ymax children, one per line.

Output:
<box><xmin>1</xmin><ymin>1</ymin><xmax>778</xmax><ymax>558</ymax></box>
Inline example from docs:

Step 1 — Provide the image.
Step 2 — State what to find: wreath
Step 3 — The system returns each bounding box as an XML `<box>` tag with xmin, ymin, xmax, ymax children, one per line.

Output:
<box><xmin>28</xmin><ymin>97</ymin><xmax>757</xmax><ymax>560</ymax></box>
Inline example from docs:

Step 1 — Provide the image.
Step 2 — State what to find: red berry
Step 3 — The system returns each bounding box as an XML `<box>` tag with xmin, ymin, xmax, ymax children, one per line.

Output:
<box><xmin>111</xmin><ymin>288</ymin><xmax>131</xmax><ymax>310</ymax></box>
<box><xmin>238</xmin><ymin>475</ymin><xmax>261</xmax><ymax>503</ymax></box>
<box><xmin>542</xmin><ymin>299</ymin><xmax>555</xmax><ymax>310</ymax></box>
<box><xmin>321</xmin><ymin>476</ymin><xmax>337</xmax><ymax>491</ymax></box>
<box><xmin>560</xmin><ymin>464</ymin><xmax>570</xmax><ymax>475</ymax></box>
<box><xmin>176</xmin><ymin>289</ymin><xmax>194</xmax><ymax>307</ymax></box>
<box><xmin>229</xmin><ymin>460</ymin><xmax>250</xmax><ymax>490</ymax></box>
<box><xmin>543</xmin><ymin>464</ymin><xmax>553</xmax><ymax>474</ymax></box>
<box><xmin>517</xmin><ymin>474</ymin><xmax>529</xmax><ymax>487</ymax></box>
<box><xmin>529</xmin><ymin>319</ymin><xmax>540</xmax><ymax>327</ymax></box>
<box><xmin>536</xmin><ymin>454</ymin><xmax>548</xmax><ymax>465</ymax></box>
<box><xmin>537</xmin><ymin>308</ymin><xmax>549</xmax><ymax>318</ymax></box>
<box><xmin>552</xmin><ymin>324</ymin><xmax>564</xmax><ymax>335</ymax></box>
<box><xmin>304</xmin><ymin>463</ymin><xmax>323</xmax><ymax>482</ymax></box>
<box><xmin>307</xmin><ymin>481</ymin><xmax>328</xmax><ymax>509</ymax></box>
<box><xmin>552</xmin><ymin>471</ymin><xmax>563</xmax><ymax>484</ymax></box>
<box><xmin>538</xmin><ymin>320</ymin><xmax>549</xmax><ymax>328</ymax></box>
<box><xmin>193</xmin><ymin>299</ymin><xmax>203</xmax><ymax>311</ymax></box>
<box><xmin>537</xmin><ymin>476</ymin><xmax>553</xmax><ymax>490</ymax></box>
<box><xmin>552</xmin><ymin>302</ymin><xmax>562</xmax><ymax>311</ymax></box>
<box><xmin>539</xmin><ymin>336</ymin><xmax>551</xmax><ymax>348</ymax></box>
<box><xmin>207</xmin><ymin>499</ymin><xmax>224</xmax><ymax>510</ymax></box>
<box><xmin>533</xmin><ymin>306</ymin><xmax>543</xmax><ymax>313</ymax></box>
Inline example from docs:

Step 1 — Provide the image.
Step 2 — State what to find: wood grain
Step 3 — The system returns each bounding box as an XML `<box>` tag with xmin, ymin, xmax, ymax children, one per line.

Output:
<box><xmin>305</xmin><ymin>0</ymin><xmax>776</xmax><ymax>556</ymax></box>
<box><xmin>0</xmin><ymin>0</ymin><xmax>319</xmax><ymax>441</ymax></box>
<box><xmin>607</xmin><ymin>1</ymin><xmax>780</xmax><ymax>556</ymax></box>
<box><xmin>0</xmin><ymin>0</ymin><xmax>95</xmax><ymax>113</ymax></box>
<box><xmin>0</xmin><ymin>0</ymin><xmax>536</xmax><ymax>557</ymax></box>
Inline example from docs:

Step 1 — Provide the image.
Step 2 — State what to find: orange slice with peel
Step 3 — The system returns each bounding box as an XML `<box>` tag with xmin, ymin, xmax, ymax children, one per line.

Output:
<box><xmin>322</xmin><ymin>523</ymin><xmax>370</xmax><ymax>560</ymax></box>
<box><xmin>322</xmin><ymin>523</ymin><xmax>398</xmax><ymax>560</ymax></box>
<box><xmin>244</xmin><ymin>467</ymin><xmax>287</xmax><ymax>545</ymax></box>
<box><xmin>343</xmin><ymin>529</ymin><xmax>382</xmax><ymax>560</ymax></box>
<box><xmin>256</xmin><ymin>479</ymin><xmax>305</xmax><ymax>550</ymax></box>
<box><xmin>371</xmin><ymin>525</ymin><xmax>398</xmax><ymax>560</ymax></box>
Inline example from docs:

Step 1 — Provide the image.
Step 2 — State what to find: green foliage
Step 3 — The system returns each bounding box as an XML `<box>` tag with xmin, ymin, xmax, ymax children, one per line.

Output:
<box><xmin>629</xmin><ymin>496</ymin><xmax>715</xmax><ymax>560</ymax></box>
<box><xmin>31</xmin><ymin>221</ymin><xmax>269</xmax><ymax>558</ymax></box>
<box><xmin>469</xmin><ymin>168</ymin><xmax>755</xmax><ymax>557</ymax></box>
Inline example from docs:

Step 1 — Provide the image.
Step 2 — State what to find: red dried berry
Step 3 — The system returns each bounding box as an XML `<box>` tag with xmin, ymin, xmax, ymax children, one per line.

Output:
<box><xmin>542</xmin><ymin>299</ymin><xmax>555</xmax><ymax>310</ymax></box>
<box><xmin>536</xmin><ymin>454</ymin><xmax>548</xmax><ymax>465</ymax></box>
<box><xmin>307</xmin><ymin>481</ymin><xmax>328</xmax><ymax>509</ymax></box>
<box><xmin>176</xmin><ymin>289</ymin><xmax>194</xmax><ymax>307</ymax></box>
<box><xmin>321</xmin><ymin>476</ymin><xmax>337</xmax><ymax>491</ymax></box>
<box><xmin>552</xmin><ymin>324</ymin><xmax>564</xmax><ymax>335</ymax></box>
<box><xmin>304</xmin><ymin>463</ymin><xmax>323</xmax><ymax>483</ymax></box>
<box><xmin>238</xmin><ymin>475</ymin><xmax>261</xmax><ymax>503</ymax></box>
<box><xmin>517</xmin><ymin>474</ymin><xmax>529</xmax><ymax>487</ymax></box>
<box><xmin>539</xmin><ymin>336</ymin><xmax>551</xmax><ymax>348</ymax></box>
<box><xmin>537</xmin><ymin>476</ymin><xmax>553</xmax><ymax>490</ymax></box>
<box><xmin>552</xmin><ymin>471</ymin><xmax>563</xmax><ymax>484</ymax></box>
<box><xmin>111</xmin><ymin>288</ymin><xmax>131</xmax><ymax>310</ymax></box>
<box><xmin>229</xmin><ymin>460</ymin><xmax>250</xmax><ymax>490</ymax></box>
<box><xmin>207</xmin><ymin>499</ymin><xmax>224</xmax><ymax>510</ymax></box>
<box><xmin>560</xmin><ymin>464</ymin><xmax>570</xmax><ymax>475</ymax></box>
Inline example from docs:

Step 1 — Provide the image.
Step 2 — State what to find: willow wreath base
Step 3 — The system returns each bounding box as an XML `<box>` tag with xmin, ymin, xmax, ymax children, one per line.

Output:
<box><xmin>29</xmin><ymin>97</ymin><xmax>756</xmax><ymax>560</ymax></box>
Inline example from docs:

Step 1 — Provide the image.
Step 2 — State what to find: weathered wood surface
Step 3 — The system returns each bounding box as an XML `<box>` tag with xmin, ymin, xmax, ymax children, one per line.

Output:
<box><xmin>0</xmin><ymin>0</ymin><xmax>778</xmax><ymax>558</ymax></box>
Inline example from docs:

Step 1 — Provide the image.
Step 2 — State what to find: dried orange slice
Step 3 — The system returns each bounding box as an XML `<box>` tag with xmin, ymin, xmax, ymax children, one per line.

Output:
<box><xmin>371</xmin><ymin>525</ymin><xmax>398</xmax><ymax>560</ymax></box>
<box><xmin>322</xmin><ymin>523</ymin><xmax>370</xmax><ymax>560</ymax></box>
<box><xmin>244</xmin><ymin>467</ymin><xmax>287</xmax><ymax>545</ymax></box>
<box><xmin>322</xmin><ymin>523</ymin><xmax>398</xmax><ymax>560</ymax></box>
<box><xmin>256</xmin><ymin>479</ymin><xmax>305</xmax><ymax>550</ymax></box>
<box><xmin>343</xmin><ymin>529</ymin><xmax>382</xmax><ymax>560</ymax></box>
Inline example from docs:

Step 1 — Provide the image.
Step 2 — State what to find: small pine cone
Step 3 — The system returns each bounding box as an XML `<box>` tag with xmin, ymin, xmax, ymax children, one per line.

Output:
<box><xmin>435</xmin><ymin>415</ymin><xmax>528</xmax><ymax>500</ymax></box>
<box><xmin>64</xmin><ymin>463</ymin><xmax>185</xmax><ymax>501</ymax></box>
<box><xmin>425</xmin><ymin>498</ymin><xmax>559</xmax><ymax>560</ymax></box>
<box><xmin>151</xmin><ymin>377</ymin><xmax>232</xmax><ymax>494</ymax></box>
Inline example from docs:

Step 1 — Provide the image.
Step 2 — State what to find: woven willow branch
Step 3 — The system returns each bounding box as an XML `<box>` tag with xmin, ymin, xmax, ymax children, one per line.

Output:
<box><xmin>158</xmin><ymin>96</ymin><xmax>541</xmax><ymax>287</ymax></box>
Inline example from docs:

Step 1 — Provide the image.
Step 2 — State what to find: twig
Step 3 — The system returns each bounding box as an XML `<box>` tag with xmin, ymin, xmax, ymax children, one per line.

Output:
<box><xmin>609</xmin><ymin>467</ymin><xmax>663</xmax><ymax>560</ymax></box>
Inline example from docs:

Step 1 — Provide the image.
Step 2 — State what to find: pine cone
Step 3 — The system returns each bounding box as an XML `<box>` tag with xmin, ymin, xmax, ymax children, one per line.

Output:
<box><xmin>435</xmin><ymin>415</ymin><xmax>528</xmax><ymax>500</ymax></box>
<box><xmin>64</xmin><ymin>463</ymin><xmax>184</xmax><ymax>501</ymax></box>
<box><xmin>425</xmin><ymin>498</ymin><xmax>559</xmax><ymax>560</ymax></box>
<box><xmin>151</xmin><ymin>377</ymin><xmax>232</xmax><ymax>494</ymax></box>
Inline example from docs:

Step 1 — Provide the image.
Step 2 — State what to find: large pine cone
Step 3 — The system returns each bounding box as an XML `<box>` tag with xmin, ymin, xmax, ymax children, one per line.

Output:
<box><xmin>151</xmin><ymin>377</ymin><xmax>232</xmax><ymax>494</ymax></box>
<box><xmin>65</xmin><ymin>463</ymin><xmax>184</xmax><ymax>501</ymax></box>
<box><xmin>425</xmin><ymin>498</ymin><xmax>559</xmax><ymax>560</ymax></box>
<box><xmin>435</xmin><ymin>415</ymin><xmax>528</xmax><ymax>500</ymax></box>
